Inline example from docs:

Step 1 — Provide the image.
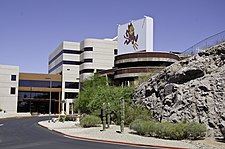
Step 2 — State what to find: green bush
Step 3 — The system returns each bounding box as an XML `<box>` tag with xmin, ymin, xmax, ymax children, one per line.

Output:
<box><xmin>130</xmin><ymin>119</ymin><xmax>155</xmax><ymax>136</ymax></box>
<box><xmin>125</xmin><ymin>105</ymin><xmax>152</xmax><ymax>126</ymax></box>
<box><xmin>130</xmin><ymin>120</ymin><xmax>206</xmax><ymax>140</ymax></box>
<box><xmin>80</xmin><ymin>115</ymin><xmax>102</xmax><ymax>128</ymax></box>
<box><xmin>0</xmin><ymin>108</ymin><xmax>2</xmax><ymax>112</ymax></box>
<box><xmin>186</xmin><ymin>122</ymin><xmax>207</xmax><ymax>139</ymax></box>
<box><xmin>130</xmin><ymin>119</ymin><xmax>145</xmax><ymax>133</ymax></box>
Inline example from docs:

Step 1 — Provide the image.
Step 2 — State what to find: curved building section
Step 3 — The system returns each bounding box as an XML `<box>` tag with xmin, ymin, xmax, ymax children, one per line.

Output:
<box><xmin>79</xmin><ymin>39</ymin><xmax>117</xmax><ymax>82</ymax></box>
<box><xmin>99</xmin><ymin>51</ymin><xmax>180</xmax><ymax>86</ymax></box>
<box><xmin>115</xmin><ymin>52</ymin><xmax>180</xmax><ymax>79</ymax></box>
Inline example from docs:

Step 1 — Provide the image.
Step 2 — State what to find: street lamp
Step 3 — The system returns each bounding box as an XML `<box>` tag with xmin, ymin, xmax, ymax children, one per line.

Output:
<box><xmin>46</xmin><ymin>78</ymin><xmax>52</xmax><ymax>122</ymax></box>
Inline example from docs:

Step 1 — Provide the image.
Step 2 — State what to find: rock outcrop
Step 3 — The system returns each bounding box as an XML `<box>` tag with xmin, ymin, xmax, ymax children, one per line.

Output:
<box><xmin>134</xmin><ymin>42</ymin><xmax>225</xmax><ymax>138</ymax></box>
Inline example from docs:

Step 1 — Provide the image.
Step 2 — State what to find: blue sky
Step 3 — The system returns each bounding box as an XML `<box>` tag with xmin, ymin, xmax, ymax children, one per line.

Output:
<box><xmin>0</xmin><ymin>0</ymin><xmax>225</xmax><ymax>73</ymax></box>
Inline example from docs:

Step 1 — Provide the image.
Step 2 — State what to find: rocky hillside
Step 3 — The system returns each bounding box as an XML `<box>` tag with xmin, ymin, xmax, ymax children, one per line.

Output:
<box><xmin>134</xmin><ymin>42</ymin><xmax>225</xmax><ymax>138</ymax></box>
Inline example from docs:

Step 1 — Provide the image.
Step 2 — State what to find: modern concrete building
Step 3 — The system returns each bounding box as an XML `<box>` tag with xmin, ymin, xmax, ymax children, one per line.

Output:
<box><xmin>48</xmin><ymin>39</ymin><xmax>117</xmax><ymax>114</ymax></box>
<box><xmin>98</xmin><ymin>51</ymin><xmax>180</xmax><ymax>86</ymax></box>
<box><xmin>0</xmin><ymin>65</ymin><xmax>19</xmax><ymax>115</ymax></box>
<box><xmin>48</xmin><ymin>41</ymin><xmax>80</xmax><ymax>114</ymax></box>
<box><xmin>79</xmin><ymin>38</ymin><xmax>117</xmax><ymax>82</ymax></box>
<box><xmin>18</xmin><ymin>73</ymin><xmax>62</xmax><ymax>114</ymax></box>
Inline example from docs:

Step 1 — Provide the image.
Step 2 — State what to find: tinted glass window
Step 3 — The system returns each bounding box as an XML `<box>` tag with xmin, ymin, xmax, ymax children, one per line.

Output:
<box><xmin>11</xmin><ymin>75</ymin><xmax>16</xmax><ymax>81</ymax></box>
<box><xmin>79</xmin><ymin>69</ymin><xmax>94</xmax><ymax>74</ymax></box>
<box><xmin>114</xmin><ymin>49</ymin><xmax>118</xmax><ymax>55</ymax></box>
<box><xmin>65</xmin><ymin>92</ymin><xmax>78</xmax><ymax>99</ymax></box>
<box><xmin>64</xmin><ymin>50</ymin><xmax>81</xmax><ymax>54</ymax></box>
<box><xmin>49</xmin><ymin>49</ymin><xmax>81</xmax><ymax>65</ymax></box>
<box><xmin>63</xmin><ymin>61</ymin><xmax>81</xmax><ymax>65</ymax></box>
<box><xmin>19</xmin><ymin>80</ymin><xmax>62</xmax><ymax>88</ymax></box>
<box><xmin>83</xmin><ymin>47</ymin><xmax>93</xmax><ymax>51</ymax></box>
<box><xmin>18</xmin><ymin>91</ymin><xmax>59</xmax><ymax>100</ymax></box>
<box><xmin>10</xmin><ymin>87</ymin><xmax>16</xmax><ymax>94</ymax></box>
<box><xmin>83</xmin><ymin>59</ymin><xmax>93</xmax><ymax>63</ymax></box>
<box><xmin>65</xmin><ymin>82</ymin><xmax>79</xmax><ymax>89</ymax></box>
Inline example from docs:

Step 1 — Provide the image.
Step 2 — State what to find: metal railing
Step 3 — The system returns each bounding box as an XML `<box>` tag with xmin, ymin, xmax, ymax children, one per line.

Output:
<box><xmin>182</xmin><ymin>30</ymin><xmax>225</xmax><ymax>56</ymax></box>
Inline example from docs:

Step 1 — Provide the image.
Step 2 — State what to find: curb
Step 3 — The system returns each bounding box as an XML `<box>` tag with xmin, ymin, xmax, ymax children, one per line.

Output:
<box><xmin>38</xmin><ymin>123</ymin><xmax>191</xmax><ymax>149</ymax></box>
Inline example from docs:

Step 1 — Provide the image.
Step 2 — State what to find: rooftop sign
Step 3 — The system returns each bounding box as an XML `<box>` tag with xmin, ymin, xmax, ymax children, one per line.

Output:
<box><xmin>118</xmin><ymin>16</ymin><xmax>153</xmax><ymax>54</ymax></box>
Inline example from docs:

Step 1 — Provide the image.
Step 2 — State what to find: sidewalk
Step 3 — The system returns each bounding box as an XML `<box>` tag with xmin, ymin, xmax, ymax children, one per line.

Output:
<box><xmin>38</xmin><ymin>120</ymin><xmax>200</xmax><ymax>149</ymax></box>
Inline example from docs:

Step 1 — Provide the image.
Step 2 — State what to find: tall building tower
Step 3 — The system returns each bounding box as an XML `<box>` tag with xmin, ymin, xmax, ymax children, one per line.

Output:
<box><xmin>48</xmin><ymin>41</ymin><xmax>80</xmax><ymax>114</ymax></box>
<box><xmin>48</xmin><ymin>39</ymin><xmax>117</xmax><ymax>114</ymax></box>
<box><xmin>79</xmin><ymin>39</ymin><xmax>117</xmax><ymax>82</ymax></box>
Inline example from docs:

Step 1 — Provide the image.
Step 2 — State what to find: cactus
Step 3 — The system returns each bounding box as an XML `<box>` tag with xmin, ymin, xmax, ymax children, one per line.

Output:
<box><xmin>107</xmin><ymin>103</ymin><xmax>110</xmax><ymax>128</ymax></box>
<box><xmin>120</xmin><ymin>98</ymin><xmax>125</xmax><ymax>133</ymax></box>
<box><xmin>102</xmin><ymin>102</ymin><xmax>106</xmax><ymax>131</ymax></box>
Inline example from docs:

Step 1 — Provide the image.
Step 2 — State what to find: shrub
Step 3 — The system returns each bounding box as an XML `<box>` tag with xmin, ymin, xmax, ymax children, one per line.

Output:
<box><xmin>80</xmin><ymin>115</ymin><xmax>102</xmax><ymax>128</ymax></box>
<box><xmin>130</xmin><ymin>120</ymin><xmax>206</xmax><ymax>140</ymax></box>
<box><xmin>130</xmin><ymin>119</ymin><xmax>145</xmax><ymax>134</ymax></box>
<box><xmin>165</xmin><ymin>123</ymin><xmax>188</xmax><ymax>140</ymax></box>
<box><xmin>130</xmin><ymin>119</ymin><xmax>155</xmax><ymax>136</ymax></box>
<box><xmin>125</xmin><ymin>105</ymin><xmax>152</xmax><ymax>126</ymax></box>
<box><xmin>186</xmin><ymin>122</ymin><xmax>207</xmax><ymax>139</ymax></box>
<box><xmin>0</xmin><ymin>108</ymin><xmax>2</xmax><ymax>112</ymax></box>
<box><xmin>154</xmin><ymin>122</ymin><xmax>172</xmax><ymax>139</ymax></box>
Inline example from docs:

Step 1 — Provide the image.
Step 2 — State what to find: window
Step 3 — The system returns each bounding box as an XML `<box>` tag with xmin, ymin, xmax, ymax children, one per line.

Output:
<box><xmin>83</xmin><ymin>59</ymin><xmax>93</xmax><ymax>63</ymax></box>
<box><xmin>96</xmin><ymin>69</ymin><xmax>104</xmax><ymax>73</ymax></box>
<box><xmin>49</xmin><ymin>49</ymin><xmax>81</xmax><ymax>65</ymax></box>
<box><xmin>18</xmin><ymin>91</ymin><xmax>59</xmax><ymax>100</ymax></box>
<box><xmin>19</xmin><ymin>80</ymin><xmax>62</xmax><ymax>88</ymax></box>
<box><xmin>65</xmin><ymin>92</ymin><xmax>78</xmax><ymax>99</ymax></box>
<box><xmin>83</xmin><ymin>47</ymin><xmax>93</xmax><ymax>51</ymax></box>
<box><xmin>10</xmin><ymin>87</ymin><xmax>16</xmax><ymax>94</ymax></box>
<box><xmin>114</xmin><ymin>49</ymin><xmax>118</xmax><ymax>55</ymax></box>
<box><xmin>79</xmin><ymin>69</ymin><xmax>94</xmax><ymax>74</ymax></box>
<box><xmin>11</xmin><ymin>75</ymin><xmax>16</xmax><ymax>81</ymax></box>
<box><xmin>65</xmin><ymin>82</ymin><xmax>79</xmax><ymax>89</ymax></box>
<box><xmin>63</xmin><ymin>60</ymin><xmax>81</xmax><ymax>65</ymax></box>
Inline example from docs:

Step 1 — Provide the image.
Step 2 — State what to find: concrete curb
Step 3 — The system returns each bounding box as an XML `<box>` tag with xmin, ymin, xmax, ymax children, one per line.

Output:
<box><xmin>38</xmin><ymin>123</ymin><xmax>190</xmax><ymax>149</ymax></box>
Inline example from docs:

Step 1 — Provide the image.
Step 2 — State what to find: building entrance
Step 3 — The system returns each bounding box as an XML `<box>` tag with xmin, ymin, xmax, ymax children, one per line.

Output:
<box><xmin>17</xmin><ymin>99</ymin><xmax>59</xmax><ymax>114</ymax></box>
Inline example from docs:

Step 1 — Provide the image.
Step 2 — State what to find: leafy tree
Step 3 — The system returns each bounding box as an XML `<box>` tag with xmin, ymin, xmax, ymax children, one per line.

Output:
<box><xmin>74</xmin><ymin>74</ymin><xmax>134</xmax><ymax>123</ymax></box>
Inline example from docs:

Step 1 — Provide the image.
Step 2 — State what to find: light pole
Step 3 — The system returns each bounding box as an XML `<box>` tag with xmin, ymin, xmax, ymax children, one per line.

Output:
<box><xmin>46</xmin><ymin>78</ymin><xmax>52</xmax><ymax>122</ymax></box>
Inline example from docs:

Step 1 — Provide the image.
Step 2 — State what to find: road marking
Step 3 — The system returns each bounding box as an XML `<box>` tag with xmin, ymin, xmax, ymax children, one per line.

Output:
<box><xmin>0</xmin><ymin>124</ymin><xmax>3</xmax><ymax>127</ymax></box>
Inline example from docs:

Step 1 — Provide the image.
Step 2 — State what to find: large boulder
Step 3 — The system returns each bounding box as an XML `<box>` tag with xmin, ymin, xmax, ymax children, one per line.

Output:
<box><xmin>134</xmin><ymin>42</ymin><xmax>225</xmax><ymax>138</ymax></box>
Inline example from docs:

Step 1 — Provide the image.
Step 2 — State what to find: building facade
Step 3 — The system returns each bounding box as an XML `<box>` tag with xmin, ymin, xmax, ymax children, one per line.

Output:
<box><xmin>79</xmin><ymin>39</ymin><xmax>117</xmax><ymax>82</ymax></box>
<box><xmin>48</xmin><ymin>39</ymin><xmax>117</xmax><ymax>114</ymax></box>
<box><xmin>18</xmin><ymin>73</ymin><xmax>62</xmax><ymax>114</ymax></box>
<box><xmin>0</xmin><ymin>65</ymin><xmax>19</xmax><ymax>115</ymax></box>
<box><xmin>48</xmin><ymin>41</ymin><xmax>80</xmax><ymax>114</ymax></box>
<box><xmin>98</xmin><ymin>51</ymin><xmax>180</xmax><ymax>86</ymax></box>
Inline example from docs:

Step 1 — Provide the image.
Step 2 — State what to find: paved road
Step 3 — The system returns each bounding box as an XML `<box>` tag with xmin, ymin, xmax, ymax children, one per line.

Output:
<box><xmin>0</xmin><ymin>117</ymin><xmax>156</xmax><ymax>149</ymax></box>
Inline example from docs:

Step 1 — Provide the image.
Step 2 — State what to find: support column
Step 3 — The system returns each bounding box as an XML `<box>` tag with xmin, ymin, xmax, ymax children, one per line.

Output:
<box><xmin>66</xmin><ymin>101</ymin><xmax>69</xmax><ymax>114</ymax></box>
<box><xmin>62</xmin><ymin>103</ymin><xmax>65</xmax><ymax>114</ymax></box>
<box><xmin>58</xmin><ymin>92</ymin><xmax>61</xmax><ymax>114</ymax></box>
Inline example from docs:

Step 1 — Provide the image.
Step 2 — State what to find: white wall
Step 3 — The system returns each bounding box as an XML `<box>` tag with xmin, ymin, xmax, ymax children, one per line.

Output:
<box><xmin>80</xmin><ymin>38</ymin><xmax>117</xmax><ymax>81</ymax></box>
<box><xmin>0</xmin><ymin>65</ymin><xmax>19</xmax><ymax>114</ymax></box>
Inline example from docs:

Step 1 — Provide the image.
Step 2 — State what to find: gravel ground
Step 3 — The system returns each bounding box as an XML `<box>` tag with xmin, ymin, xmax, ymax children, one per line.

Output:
<box><xmin>38</xmin><ymin>121</ymin><xmax>225</xmax><ymax>149</ymax></box>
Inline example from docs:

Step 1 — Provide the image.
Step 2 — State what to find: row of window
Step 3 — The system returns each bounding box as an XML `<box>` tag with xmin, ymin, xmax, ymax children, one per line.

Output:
<box><xmin>49</xmin><ymin>58</ymin><xmax>94</xmax><ymax>73</ymax></box>
<box><xmin>49</xmin><ymin>60</ymin><xmax>80</xmax><ymax>73</ymax></box>
<box><xmin>79</xmin><ymin>69</ymin><xmax>94</xmax><ymax>74</ymax></box>
<box><xmin>65</xmin><ymin>92</ymin><xmax>78</xmax><ymax>99</ymax></box>
<box><xmin>65</xmin><ymin>82</ymin><xmax>79</xmax><ymax>89</ymax></box>
<box><xmin>49</xmin><ymin>48</ymin><xmax>93</xmax><ymax>65</ymax></box>
<box><xmin>18</xmin><ymin>91</ymin><xmax>59</xmax><ymax>100</ymax></box>
<box><xmin>49</xmin><ymin>47</ymin><xmax>118</xmax><ymax>65</ymax></box>
<box><xmin>19</xmin><ymin>80</ymin><xmax>62</xmax><ymax>88</ymax></box>
<box><xmin>49</xmin><ymin>49</ymin><xmax>82</xmax><ymax>65</ymax></box>
<box><xmin>19</xmin><ymin>80</ymin><xmax>79</xmax><ymax>89</ymax></box>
